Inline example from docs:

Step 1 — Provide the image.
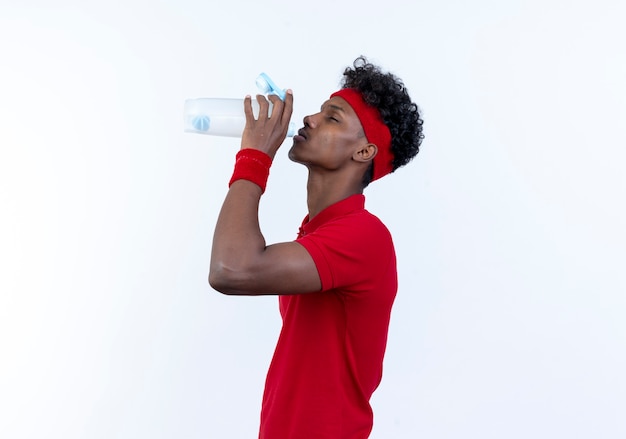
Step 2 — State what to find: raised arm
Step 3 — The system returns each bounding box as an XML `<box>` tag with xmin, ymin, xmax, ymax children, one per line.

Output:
<box><xmin>208</xmin><ymin>92</ymin><xmax>321</xmax><ymax>296</ymax></box>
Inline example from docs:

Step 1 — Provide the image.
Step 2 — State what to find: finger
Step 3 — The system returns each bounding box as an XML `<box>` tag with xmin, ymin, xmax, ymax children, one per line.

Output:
<box><xmin>243</xmin><ymin>95</ymin><xmax>255</xmax><ymax>125</ymax></box>
<box><xmin>256</xmin><ymin>94</ymin><xmax>270</xmax><ymax>120</ymax></box>
<box><xmin>267</xmin><ymin>93</ymin><xmax>284</xmax><ymax>122</ymax></box>
<box><xmin>282</xmin><ymin>89</ymin><xmax>294</xmax><ymax>127</ymax></box>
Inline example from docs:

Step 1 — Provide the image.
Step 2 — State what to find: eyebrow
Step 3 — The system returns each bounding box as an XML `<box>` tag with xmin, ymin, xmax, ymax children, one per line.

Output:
<box><xmin>321</xmin><ymin>103</ymin><xmax>346</xmax><ymax>113</ymax></box>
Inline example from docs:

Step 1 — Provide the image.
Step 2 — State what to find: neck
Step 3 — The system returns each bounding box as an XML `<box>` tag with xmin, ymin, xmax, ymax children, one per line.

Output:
<box><xmin>305</xmin><ymin>170</ymin><xmax>364</xmax><ymax>219</ymax></box>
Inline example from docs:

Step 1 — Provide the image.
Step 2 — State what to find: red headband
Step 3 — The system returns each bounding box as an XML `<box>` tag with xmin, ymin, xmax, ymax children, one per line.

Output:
<box><xmin>330</xmin><ymin>88</ymin><xmax>393</xmax><ymax>181</ymax></box>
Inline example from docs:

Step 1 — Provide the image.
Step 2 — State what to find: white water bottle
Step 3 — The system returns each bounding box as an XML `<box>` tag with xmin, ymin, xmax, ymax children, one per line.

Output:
<box><xmin>184</xmin><ymin>73</ymin><xmax>296</xmax><ymax>137</ymax></box>
<box><xmin>183</xmin><ymin>98</ymin><xmax>297</xmax><ymax>137</ymax></box>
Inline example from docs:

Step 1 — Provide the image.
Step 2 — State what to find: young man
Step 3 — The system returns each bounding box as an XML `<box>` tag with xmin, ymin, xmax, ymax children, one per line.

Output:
<box><xmin>209</xmin><ymin>57</ymin><xmax>424</xmax><ymax>438</ymax></box>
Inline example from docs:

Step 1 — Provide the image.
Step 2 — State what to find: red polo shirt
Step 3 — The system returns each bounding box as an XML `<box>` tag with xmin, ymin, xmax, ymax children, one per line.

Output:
<box><xmin>259</xmin><ymin>194</ymin><xmax>398</xmax><ymax>438</ymax></box>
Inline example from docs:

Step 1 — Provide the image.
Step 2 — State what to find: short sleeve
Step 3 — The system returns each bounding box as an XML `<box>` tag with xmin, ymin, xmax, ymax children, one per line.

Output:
<box><xmin>296</xmin><ymin>211</ymin><xmax>394</xmax><ymax>292</ymax></box>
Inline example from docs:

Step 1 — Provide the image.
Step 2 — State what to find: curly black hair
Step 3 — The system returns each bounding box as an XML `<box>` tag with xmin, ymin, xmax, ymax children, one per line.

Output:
<box><xmin>340</xmin><ymin>56</ymin><xmax>424</xmax><ymax>186</ymax></box>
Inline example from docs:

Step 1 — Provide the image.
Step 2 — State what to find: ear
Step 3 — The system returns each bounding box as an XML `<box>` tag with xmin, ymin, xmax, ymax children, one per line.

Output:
<box><xmin>353</xmin><ymin>143</ymin><xmax>377</xmax><ymax>164</ymax></box>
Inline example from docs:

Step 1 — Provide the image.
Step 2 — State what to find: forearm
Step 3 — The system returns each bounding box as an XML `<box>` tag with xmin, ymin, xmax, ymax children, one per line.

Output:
<box><xmin>208</xmin><ymin>92</ymin><xmax>298</xmax><ymax>294</ymax></box>
<box><xmin>209</xmin><ymin>180</ymin><xmax>266</xmax><ymax>293</ymax></box>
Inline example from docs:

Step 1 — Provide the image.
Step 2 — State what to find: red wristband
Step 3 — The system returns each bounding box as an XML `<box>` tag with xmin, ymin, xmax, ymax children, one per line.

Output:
<box><xmin>228</xmin><ymin>149</ymin><xmax>273</xmax><ymax>193</ymax></box>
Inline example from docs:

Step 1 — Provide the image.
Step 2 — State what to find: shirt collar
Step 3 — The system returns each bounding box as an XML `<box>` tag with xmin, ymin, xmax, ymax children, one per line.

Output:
<box><xmin>298</xmin><ymin>194</ymin><xmax>365</xmax><ymax>238</ymax></box>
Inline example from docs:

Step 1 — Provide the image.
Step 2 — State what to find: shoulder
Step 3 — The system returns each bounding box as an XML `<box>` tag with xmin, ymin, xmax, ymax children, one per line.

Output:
<box><xmin>296</xmin><ymin>208</ymin><xmax>396</xmax><ymax>291</ymax></box>
<box><xmin>341</xmin><ymin>208</ymin><xmax>392</xmax><ymax>239</ymax></box>
<box><xmin>306</xmin><ymin>208</ymin><xmax>394</xmax><ymax>252</ymax></box>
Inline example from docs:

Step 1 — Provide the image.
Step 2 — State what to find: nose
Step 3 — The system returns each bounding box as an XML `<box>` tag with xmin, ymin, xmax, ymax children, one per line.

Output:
<box><xmin>303</xmin><ymin>112</ymin><xmax>320</xmax><ymax>129</ymax></box>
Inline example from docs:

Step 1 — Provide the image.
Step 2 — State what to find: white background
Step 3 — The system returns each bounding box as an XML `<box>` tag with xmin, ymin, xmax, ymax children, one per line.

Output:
<box><xmin>1</xmin><ymin>0</ymin><xmax>625</xmax><ymax>438</ymax></box>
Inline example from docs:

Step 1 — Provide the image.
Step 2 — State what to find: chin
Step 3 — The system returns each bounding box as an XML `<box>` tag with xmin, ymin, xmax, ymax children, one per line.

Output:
<box><xmin>287</xmin><ymin>144</ymin><xmax>300</xmax><ymax>163</ymax></box>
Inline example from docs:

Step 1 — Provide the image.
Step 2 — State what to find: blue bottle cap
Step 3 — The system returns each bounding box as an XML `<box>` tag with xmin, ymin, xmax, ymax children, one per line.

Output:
<box><xmin>256</xmin><ymin>73</ymin><xmax>286</xmax><ymax>100</ymax></box>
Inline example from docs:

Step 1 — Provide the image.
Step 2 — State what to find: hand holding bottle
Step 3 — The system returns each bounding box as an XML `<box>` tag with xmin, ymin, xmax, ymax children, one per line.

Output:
<box><xmin>241</xmin><ymin>91</ymin><xmax>294</xmax><ymax>159</ymax></box>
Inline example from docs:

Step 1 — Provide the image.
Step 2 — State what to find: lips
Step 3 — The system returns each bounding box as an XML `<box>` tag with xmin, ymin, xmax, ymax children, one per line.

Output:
<box><xmin>293</xmin><ymin>128</ymin><xmax>307</xmax><ymax>142</ymax></box>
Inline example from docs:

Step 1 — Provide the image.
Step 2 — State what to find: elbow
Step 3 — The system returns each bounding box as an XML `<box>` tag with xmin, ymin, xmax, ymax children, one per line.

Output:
<box><xmin>208</xmin><ymin>262</ymin><xmax>246</xmax><ymax>295</ymax></box>
<box><xmin>208</xmin><ymin>263</ymin><xmax>232</xmax><ymax>295</ymax></box>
